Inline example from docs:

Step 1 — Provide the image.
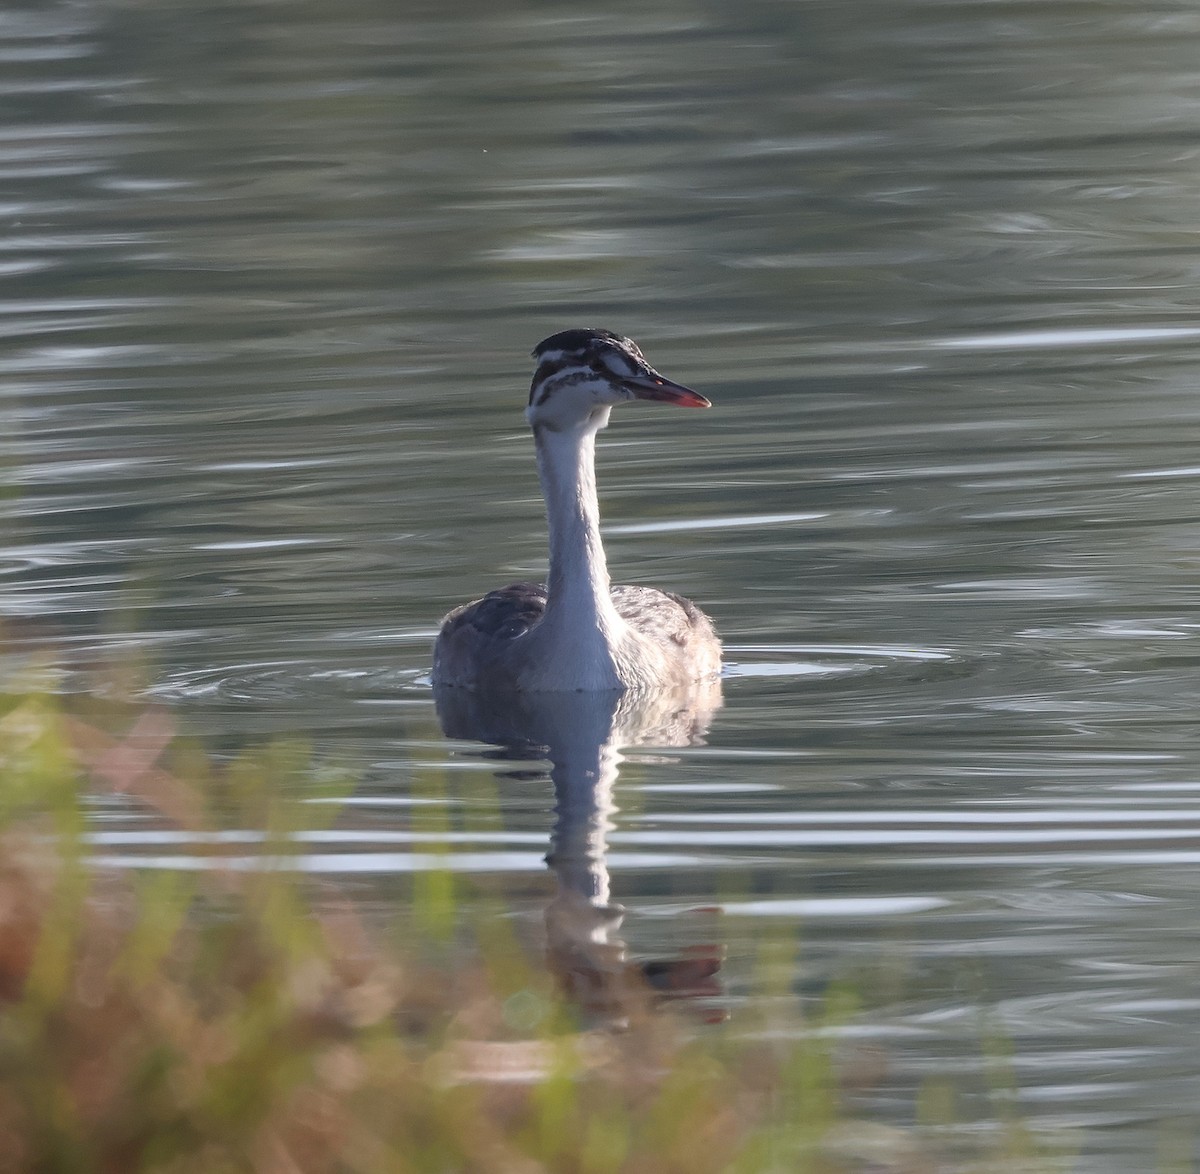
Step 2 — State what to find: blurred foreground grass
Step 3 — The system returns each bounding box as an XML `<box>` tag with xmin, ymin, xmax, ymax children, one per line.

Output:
<box><xmin>0</xmin><ymin>656</ymin><xmax>1064</xmax><ymax>1173</ymax></box>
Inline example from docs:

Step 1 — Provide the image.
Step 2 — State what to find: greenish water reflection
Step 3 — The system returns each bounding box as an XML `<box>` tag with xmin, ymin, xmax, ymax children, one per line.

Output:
<box><xmin>4</xmin><ymin>1</ymin><xmax>1200</xmax><ymax>1167</ymax></box>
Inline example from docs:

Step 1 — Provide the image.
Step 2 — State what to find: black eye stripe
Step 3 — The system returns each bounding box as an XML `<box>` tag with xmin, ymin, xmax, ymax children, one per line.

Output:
<box><xmin>528</xmin><ymin>338</ymin><xmax>650</xmax><ymax>407</ymax></box>
<box><xmin>529</xmin><ymin>362</ymin><xmax>597</xmax><ymax>406</ymax></box>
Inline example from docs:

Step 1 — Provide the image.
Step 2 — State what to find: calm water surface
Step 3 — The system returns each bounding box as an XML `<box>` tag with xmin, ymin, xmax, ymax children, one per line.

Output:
<box><xmin>5</xmin><ymin>0</ymin><xmax>1200</xmax><ymax>1166</ymax></box>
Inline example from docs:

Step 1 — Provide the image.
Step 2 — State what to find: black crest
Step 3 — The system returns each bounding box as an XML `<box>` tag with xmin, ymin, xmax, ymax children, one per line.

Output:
<box><xmin>532</xmin><ymin>328</ymin><xmax>622</xmax><ymax>358</ymax></box>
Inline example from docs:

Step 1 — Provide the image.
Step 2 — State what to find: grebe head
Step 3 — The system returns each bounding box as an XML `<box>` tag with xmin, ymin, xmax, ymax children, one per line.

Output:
<box><xmin>526</xmin><ymin>328</ymin><xmax>710</xmax><ymax>432</ymax></box>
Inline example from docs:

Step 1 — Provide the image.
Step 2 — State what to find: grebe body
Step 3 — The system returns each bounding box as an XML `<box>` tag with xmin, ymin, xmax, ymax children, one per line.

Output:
<box><xmin>432</xmin><ymin>329</ymin><xmax>720</xmax><ymax>692</ymax></box>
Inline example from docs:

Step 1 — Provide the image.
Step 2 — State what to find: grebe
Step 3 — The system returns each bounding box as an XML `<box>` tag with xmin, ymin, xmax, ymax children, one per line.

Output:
<box><xmin>432</xmin><ymin>328</ymin><xmax>721</xmax><ymax>692</ymax></box>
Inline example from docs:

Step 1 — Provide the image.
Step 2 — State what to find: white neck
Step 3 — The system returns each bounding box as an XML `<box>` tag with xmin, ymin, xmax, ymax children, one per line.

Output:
<box><xmin>531</xmin><ymin>413</ymin><xmax>627</xmax><ymax>679</ymax></box>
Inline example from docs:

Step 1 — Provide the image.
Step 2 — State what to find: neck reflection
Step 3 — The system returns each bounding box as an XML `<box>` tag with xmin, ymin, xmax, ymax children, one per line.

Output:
<box><xmin>434</xmin><ymin>681</ymin><xmax>724</xmax><ymax>1027</ymax></box>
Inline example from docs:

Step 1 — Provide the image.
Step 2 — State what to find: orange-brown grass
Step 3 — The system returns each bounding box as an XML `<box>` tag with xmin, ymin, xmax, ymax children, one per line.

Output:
<box><xmin>0</xmin><ymin>666</ymin><xmax>1060</xmax><ymax>1174</ymax></box>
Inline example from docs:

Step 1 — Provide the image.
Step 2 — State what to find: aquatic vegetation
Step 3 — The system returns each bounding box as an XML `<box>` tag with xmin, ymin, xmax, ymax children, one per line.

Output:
<box><xmin>0</xmin><ymin>659</ymin><xmax>1063</xmax><ymax>1173</ymax></box>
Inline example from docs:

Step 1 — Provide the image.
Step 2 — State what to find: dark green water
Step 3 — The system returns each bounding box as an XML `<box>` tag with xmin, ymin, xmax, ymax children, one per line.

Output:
<box><xmin>6</xmin><ymin>1</ymin><xmax>1200</xmax><ymax>1165</ymax></box>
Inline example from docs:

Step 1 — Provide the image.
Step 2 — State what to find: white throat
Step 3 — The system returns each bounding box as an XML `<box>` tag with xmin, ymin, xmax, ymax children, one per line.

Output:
<box><xmin>529</xmin><ymin>412</ymin><xmax>628</xmax><ymax>687</ymax></box>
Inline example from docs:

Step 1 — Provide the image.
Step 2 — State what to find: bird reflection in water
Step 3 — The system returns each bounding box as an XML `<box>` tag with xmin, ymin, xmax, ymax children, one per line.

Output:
<box><xmin>434</xmin><ymin>680</ymin><xmax>725</xmax><ymax>1028</ymax></box>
